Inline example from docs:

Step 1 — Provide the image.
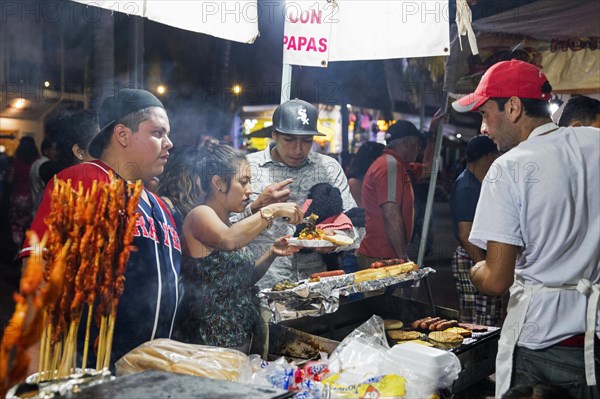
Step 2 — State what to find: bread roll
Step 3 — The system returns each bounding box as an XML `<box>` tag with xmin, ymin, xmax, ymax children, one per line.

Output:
<box><xmin>384</xmin><ymin>262</ymin><xmax>418</xmax><ymax>276</ymax></box>
<box><xmin>443</xmin><ymin>327</ymin><xmax>472</xmax><ymax>337</ymax></box>
<box><xmin>116</xmin><ymin>338</ymin><xmax>248</xmax><ymax>381</ymax></box>
<box><xmin>387</xmin><ymin>330</ymin><xmax>424</xmax><ymax>340</ymax></box>
<box><xmin>383</xmin><ymin>319</ymin><xmax>404</xmax><ymax>330</ymax></box>
<box><xmin>428</xmin><ymin>331</ymin><xmax>464</xmax><ymax>344</ymax></box>
<box><xmin>353</xmin><ymin>268</ymin><xmax>387</xmax><ymax>282</ymax></box>
<box><xmin>322</xmin><ymin>233</ymin><xmax>354</xmax><ymax>246</ymax></box>
<box><xmin>396</xmin><ymin>339</ymin><xmax>433</xmax><ymax>347</ymax></box>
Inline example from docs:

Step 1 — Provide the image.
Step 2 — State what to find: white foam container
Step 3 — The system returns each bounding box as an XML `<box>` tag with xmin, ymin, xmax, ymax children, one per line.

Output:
<box><xmin>380</xmin><ymin>342</ymin><xmax>462</xmax><ymax>388</ymax></box>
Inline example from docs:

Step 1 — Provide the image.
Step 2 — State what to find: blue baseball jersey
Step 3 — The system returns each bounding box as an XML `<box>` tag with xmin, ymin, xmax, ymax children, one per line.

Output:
<box><xmin>24</xmin><ymin>160</ymin><xmax>182</xmax><ymax>366</ymax></box>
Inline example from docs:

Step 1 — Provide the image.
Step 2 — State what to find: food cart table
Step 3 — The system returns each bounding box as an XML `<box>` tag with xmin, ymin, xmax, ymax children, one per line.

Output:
<box><xmin>268</xmin><ymin>290</ymin><xmax>499</xmax><ymax>394</ymax></box>
<box><xmin>60</xmin><ymin>370</ymin><xmax>293</xmax><ymax>399</ymax></box>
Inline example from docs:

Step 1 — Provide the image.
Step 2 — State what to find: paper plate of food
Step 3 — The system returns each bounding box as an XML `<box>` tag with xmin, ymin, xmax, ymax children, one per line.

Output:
<box><xmin>289</xmin><ymin>233</ymin><xmax>354</xmax><ymax>248</ymax></box>
<box><xmin>291</xmin><ymin>214</ymin><xmax>354</xmax><ymax>247</ymax></box>
<box><xmin>288</xmin><ymin>238</ymin><xmax>335</xmax><ymax>248</ymax></box>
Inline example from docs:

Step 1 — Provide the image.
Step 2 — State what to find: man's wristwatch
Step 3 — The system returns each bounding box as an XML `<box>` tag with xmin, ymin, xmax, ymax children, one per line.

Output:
<box><xmin>260</xmin><ymin>207</ymin><xmax>274</xmax><ymax>228</ymax></box>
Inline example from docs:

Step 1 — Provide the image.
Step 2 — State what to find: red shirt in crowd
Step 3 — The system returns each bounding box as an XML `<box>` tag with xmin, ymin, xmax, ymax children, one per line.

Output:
<box><xmin>358</xmin><ymin>149</ymin><xmax>422</xmax><ymax>259</ymax></box>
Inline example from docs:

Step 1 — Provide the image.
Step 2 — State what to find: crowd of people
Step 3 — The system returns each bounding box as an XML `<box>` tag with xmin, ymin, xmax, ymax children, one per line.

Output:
<box><xmin>3</xmin><ymin>60</ymin><xmax>598</xmax><ymax>398</ymax></box>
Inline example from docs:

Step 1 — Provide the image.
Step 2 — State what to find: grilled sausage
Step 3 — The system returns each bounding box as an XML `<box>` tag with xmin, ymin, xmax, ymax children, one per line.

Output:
<box><xmin>370</xmin><ymin>261</ymin><xmax>385</xmax><ymax>269</ymax></box>
<box><xmin>437</xmin><ymin>320</ymin><xmax>459</xmax><ymax>331</ymax></box>
<box><xmin>458</xmin><ymin>323</ymin><xmax>488</xmax><ymax>332</ymax></box>
<box><xmin>412</xmin><ymin>317</ymin><xmax>432</xmax><ymax>330</ymax></box>
<box><xmin>429</xmin><ymin>319</ymin><xmax>447</xmax><ymax>331</ymax></box>
<box><xmin>421</xmin><ymin>317</ymin><xmax>441</xmax><ymax>330</ymax></box>
<box><xmin>310</xmin><ymin>270</ymin><xmax>345</xmax><ymax>279</ymax></box>
<box><xmin>383</xmin><ymin>258</ymin><xmax>406</xmax><ymax>266</ymax></box>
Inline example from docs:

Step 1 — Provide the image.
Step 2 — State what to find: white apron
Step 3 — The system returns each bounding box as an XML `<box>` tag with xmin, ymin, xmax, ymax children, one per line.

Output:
<box><xmin>495</xmin><ymin>277</ymin><xmax>600</xmax><ymax>397</ymax></box>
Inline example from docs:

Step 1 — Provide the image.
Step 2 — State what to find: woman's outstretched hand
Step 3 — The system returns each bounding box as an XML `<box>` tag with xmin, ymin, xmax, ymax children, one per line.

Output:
<box><xmin>272</xmin><ymin>235</ymin><xmax>300</xmax><ymax>257</ymax></box>
<box><xmin>267</xmin><ymin>203</ymin><xmax>304</xmax><ymax>224</ymax></box>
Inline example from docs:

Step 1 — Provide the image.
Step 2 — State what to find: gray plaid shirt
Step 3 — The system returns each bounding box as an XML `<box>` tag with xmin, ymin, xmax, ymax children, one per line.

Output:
<box><xmin>232</xmin><ymin>145</ymin><xmax>358</xmax><ymax>289</ymax></box>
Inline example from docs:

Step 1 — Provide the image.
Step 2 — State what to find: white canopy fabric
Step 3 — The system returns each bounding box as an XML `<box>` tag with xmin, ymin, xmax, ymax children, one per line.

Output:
<box><xmin>445</xmin><ymin>0</ymin><xmax>600</xmax><ymax>94</ymax></box>
<box><xmin>283</xmin><ymin>0</ymin><xmax>450</xmax><ymax>67</ymax></box>
<box><xmin>72</xmin><ymin>0</ymin><xmax>259</xmax><ymax>44</ymax></box>
<box><xmin>472</xmin><ymin>0</ymin><xmax>600</xmax><ymax>41</ymax></box>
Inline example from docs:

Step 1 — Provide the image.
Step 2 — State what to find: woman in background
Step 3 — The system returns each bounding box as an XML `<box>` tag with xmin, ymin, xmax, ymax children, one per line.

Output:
<box><xmin>38</xmin><ymin>109</ymin><xmax>98</xmax><ymax>185</ymax></box>
<box><xmin>346</xmin><ymin>142</ymin><xmax>384</xmax><ymax>206</ymax></box>
<box><xmin>7</xmin><ymin>136</ymin><xmax>39</xmax><ymax>246</ymax></box>
<box><xmin>174</xmin><ymin>141</ymin><xmax>303</xmax><ymax>353</ymax></box>
<box><xmin>157</xmin><ymin>146</ymin><xmax>206</xmax><ymax>228</ymax></box>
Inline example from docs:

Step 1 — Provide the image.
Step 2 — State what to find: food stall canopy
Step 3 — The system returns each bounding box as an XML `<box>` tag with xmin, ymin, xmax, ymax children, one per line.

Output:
<box><xmin>444</xmin><ymin>0</ymin><xmax>600</xmax><ymax>94</ymax></box>
<box><xmin>71</xmin><ymin>0</ymin><xmax>259</xmax><ymax>43</ymax></box>
<box><xmin>283</xmin><ymin>0</ymin><xmax>450</xmax><ymax>67</ymax></box>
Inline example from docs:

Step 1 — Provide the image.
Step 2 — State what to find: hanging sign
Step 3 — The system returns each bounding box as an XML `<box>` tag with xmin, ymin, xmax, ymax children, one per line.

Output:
<box><xmin>283</xmin><ymin>0</ymin><xmax>450</xmax><ymax>67</ymax></box>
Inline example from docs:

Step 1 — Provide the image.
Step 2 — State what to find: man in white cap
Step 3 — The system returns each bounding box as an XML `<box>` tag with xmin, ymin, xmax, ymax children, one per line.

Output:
<box><xmin>453</xmin><ymin>59</ymin><xmax>599</xmax><ymax>398</ymax></box>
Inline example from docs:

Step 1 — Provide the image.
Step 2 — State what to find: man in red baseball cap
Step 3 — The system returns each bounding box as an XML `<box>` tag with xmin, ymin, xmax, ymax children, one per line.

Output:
<box><xmin>454</xmin><ymin>59</ymin><xmax>553</xmax><ymax>152</ymax></box>
<box><xmin>453</xmin><ymin>59</ymin><xmax>600</xmax><ymax>398</ymax></box>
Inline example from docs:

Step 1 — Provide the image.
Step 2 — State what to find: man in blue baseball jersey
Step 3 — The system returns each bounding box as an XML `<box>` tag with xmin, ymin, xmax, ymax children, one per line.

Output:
<box><xmin>21</xmin><ymin>88</ymin><xmax>181</xmax><ymax>369</ymax></box>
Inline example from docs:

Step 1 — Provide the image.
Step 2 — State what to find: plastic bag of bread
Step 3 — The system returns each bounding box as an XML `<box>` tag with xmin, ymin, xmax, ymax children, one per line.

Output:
<box><xmin>115</xmin><ymin>338</ymin><xmax>250</xmax><ymax>381</ymax></box>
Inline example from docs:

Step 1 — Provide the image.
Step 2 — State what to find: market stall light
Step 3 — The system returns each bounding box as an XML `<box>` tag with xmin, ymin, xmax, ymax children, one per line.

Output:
<box><xmin>376</xmin><ymin>119</ymin><xmax>390</xmax><ymax>132</ymax></box>
<box><xmin>14</xmin><ymin>98</ymin><xmax>26</xmax><ymax>109</ymax></box>
<box><xmin>44</xmin><ymin>81</ymin><xmax>51</xmax><ymax>88</ymax></box>
<box><xmin>157</xmin><ymin>85</ymin><xmax>166</xmax><ymax>95</ymax></box>
<box><xmin>456</xmin><ymin>133</ymin><xmax>462</xmax><ymax>139</ymax></box>
<box><xmin>549</xmin><ymin>95</ymin><xmax>563</xmax><ymax>115</ymax></box>
<box><xmin>233</xmin><ymin>85</ymin><xmax>242</xmax><ymax>95</ymax></box>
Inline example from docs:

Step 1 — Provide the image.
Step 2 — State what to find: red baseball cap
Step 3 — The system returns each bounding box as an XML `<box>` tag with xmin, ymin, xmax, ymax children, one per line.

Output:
<box><xmin>452</xmin><ymin>59</ymin><xmax>552</xmax><ymax>113</ymax></box>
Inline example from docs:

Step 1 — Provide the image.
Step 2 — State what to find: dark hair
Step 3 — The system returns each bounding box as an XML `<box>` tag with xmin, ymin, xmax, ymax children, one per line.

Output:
<box><xmin>347</xmin><ymin>142</ymin><xmax>385</xmax><ymax>179</ymax></box>
<box><xmin>491</xmin><ymin>97</ymin><xmax>552</xmax><ymax>119</ymax></box>
<box><xmin>199</xmin><ymin>139</ymin><xmax>247</xmax><ymax>196</ymax></box>
<box><xmin>46</xmin><ymin>109</ymin><xmax>99</xmax><ymax>168</ymax></box>
<box><xmin>502</xmin><ymin>383</ymin><xmax>574</xmax><ymax>399</ymax></box>
<box><xmin>157</xmin><ymin>147</ymin><xmax>205</xmax><ymax>218</ymax></box>
<box><xmin>118</xmin><ymin>108</ymin><xmax>157</xmax><ymax>132</ymax></box>
<box><xmin>558</xmin><ymin>95</ymin><xmax>600</xmax><ymax>127</ymax></box>
<box><xmin>465</xmin><ymin>135</ymin><xmax>497</xmax><ymax>163</ymax></box>
<box><xmin>90</xmin><ymin>107</ymin><xmax>160</xmax><ymax>157</ymax></box>
<box><xmin>40</xmin><ymin>137</ymin><xmax>55</xmax><ymax>155</ymax></box>
<box><xmin>15</xmin><ymin>136</ymin><xmax>39</xmax><ymax>164</ymax></box>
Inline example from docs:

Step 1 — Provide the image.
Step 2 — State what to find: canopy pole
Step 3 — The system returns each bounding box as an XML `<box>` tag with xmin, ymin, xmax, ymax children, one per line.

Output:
<box><xmin>129</xmin><ymin>16</ymin><xmax>144</xmax><ymax>88</ymax></box>
<box><xmin>417</xmin><ymin>92</ymin><xmax>449</xmax><ymax>315</ymax></box>
<box><xmin>280</xmin><ymin>63</ymin><xmax>292</xmax><ymax>104</ymax></box>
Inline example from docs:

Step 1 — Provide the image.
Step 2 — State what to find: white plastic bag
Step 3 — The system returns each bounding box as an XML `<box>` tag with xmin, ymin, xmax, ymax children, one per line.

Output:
<box><xmin>115</xmin><ymin>338</ymin><xmax>250</xmax><ymax>381</ymax></box>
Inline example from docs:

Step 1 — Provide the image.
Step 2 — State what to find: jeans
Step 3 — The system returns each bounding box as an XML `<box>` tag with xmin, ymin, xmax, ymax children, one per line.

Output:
<box><xmin>512</xmin><ymin>344</ymin><xmax>600</xmax><ymax>399</ymax></box>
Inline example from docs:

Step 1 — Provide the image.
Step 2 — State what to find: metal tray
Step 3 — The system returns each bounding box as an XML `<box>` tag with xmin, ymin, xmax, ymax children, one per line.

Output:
<box><xmin>58</xmin><ymin>370</ymin><xmax>293</xmax><ymax>399</ymax></box>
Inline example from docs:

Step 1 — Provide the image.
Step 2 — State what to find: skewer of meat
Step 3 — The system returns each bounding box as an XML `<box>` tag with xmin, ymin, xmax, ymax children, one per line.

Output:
<box><xmin>81</xmin><ymin>184</ymin><xmax>108</xmax><ymax>371</ymax></box>
<box><xmin>96</xmin><ymin>180</ymin><xmax>121</xmax><ymax>370</ymax></box>
<box><xmin>0</xmin><ymin>233</ymin><xmax>48</xmax><ymax>392</ymax></box>
<box><xmin>104</xmin><ymin>181</ymin><xmax>142</xmax><ymax>369</ymax></box>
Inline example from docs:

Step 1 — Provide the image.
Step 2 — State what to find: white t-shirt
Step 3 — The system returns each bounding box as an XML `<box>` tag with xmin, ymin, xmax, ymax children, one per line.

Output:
<box><xmin>470</xmin><ymin>123</ymin><xmax>600</xmax><ymax>350</ymax></box>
